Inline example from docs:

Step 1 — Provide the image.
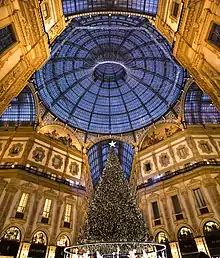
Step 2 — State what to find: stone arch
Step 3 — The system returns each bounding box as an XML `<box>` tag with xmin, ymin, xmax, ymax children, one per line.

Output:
<box><xmin>175</xmin><ymin>224</ymin><xmax>196</xmax><ymax>241</ymax></box>
<box><xmin>199</xmin><ymin>218</ymin><xmax>220</xmax><ymax>234</ymax></box>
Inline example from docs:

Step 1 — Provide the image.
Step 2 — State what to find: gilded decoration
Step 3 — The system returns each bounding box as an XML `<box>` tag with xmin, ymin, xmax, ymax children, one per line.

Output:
<box><xmin>32</xmin><ymin>231</ymin><xmax>47</xmax><ymax>245</ymax></box>
<box><xmin>57</xmin><ymin>234</ymin><xmax>70</xmax><ymax>247</ymax></box>
<box><xmin>32</xmin><ymin>147</ymin><xmax>45</xmax><ymax>162</ymax></box>
<box><xmin>198</xmin><ymin>140</ymin><xmax>213</xmax><ymax>154</ymax></box>
<box><xmin>69</xmin><ymin>162</ymin><xmax>79</xmax><ymax>176</ymax></box>
<box><xmin>159</xmin><ymin>153</ymin><xmax>170</xmax><ymax>167</ymax></box>
<box><xmin>176</xmin><ymin>145</ymin><xmax>189</xmax><ymax>160</ymax></box>
<box><xmin>141</xmin><ymin>124</ymin><xmax>181</xmax><ymax>150</ymax></box>
<box><xmin>42</xmin><ymin>128</ymin><xmax>79</xmax><ymax>149</ymax></box>
<box><xmin>0</xmin><ymin>142</ymin><xmax>2</xmax><ymax>152</ymax></box>
<box><xmin>8</xmin><ymin>143</ymin><xmax>23</xmax><ymax>157</ymax></box>
<box><xmin>2</xmin><ymin>227</ymin><xmax>20</xmax><ymax>241</ymax></box>
<box><xmin>52</xmin><ymin>154</ymin><xmax>63</xmax><ymax>169</ymax></box>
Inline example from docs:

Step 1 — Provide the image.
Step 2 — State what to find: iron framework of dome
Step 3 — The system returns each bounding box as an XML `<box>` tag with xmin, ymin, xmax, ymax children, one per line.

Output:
<box><xmin>62</xmin><ymin>0</ymin><xmax>159</xmax><ymax>17</ymax></box>
<box><xmin>35</xmin><ymin>14</ymin><xmax>185</xmax><ymax>134</ymax></box>
<box><xmin>184</xmin><ymin>83</ymin><xmax>220</xmax><ymax>125</ymax></box>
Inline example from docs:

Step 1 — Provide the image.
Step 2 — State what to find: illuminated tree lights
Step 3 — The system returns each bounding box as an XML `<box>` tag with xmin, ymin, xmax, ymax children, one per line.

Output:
<box><xmin>80</xmin><ymin>147</ymin><xmax>151</xmax><ymax>243</ymax></box>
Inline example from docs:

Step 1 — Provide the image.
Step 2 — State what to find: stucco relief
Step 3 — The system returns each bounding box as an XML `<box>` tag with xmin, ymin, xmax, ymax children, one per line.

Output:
<box><xmin>8</xmin><ymin>143</ymin><xmax>23</xmax><ymax>157</ymax></box>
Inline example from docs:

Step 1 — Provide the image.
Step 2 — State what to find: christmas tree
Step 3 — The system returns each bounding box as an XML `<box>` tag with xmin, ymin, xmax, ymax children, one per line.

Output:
<box><xmin>81</xmin><ymin>146</ymin><xmax>151</xmax><ymax>243</ymax></box>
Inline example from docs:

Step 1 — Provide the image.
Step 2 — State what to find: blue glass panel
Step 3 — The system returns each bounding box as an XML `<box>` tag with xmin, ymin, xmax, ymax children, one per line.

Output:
<box><xmin>185</xmin><ymin>83</ymin><xmax>220</xmax><ymax>125</ymax></box>
<box><xmin>0</xmin><ymin>87</ymin><xmax>36</xmax><ymax>125</ymax></box>
<box><xmin>87</xmin><ymin>140</ymin><xmax>134</xmax><ymax>185</ymax></box>
<box><xmin>34</xmin><ymin>14</ymin><xmax>185</xmax><ymax>134</ymax></box>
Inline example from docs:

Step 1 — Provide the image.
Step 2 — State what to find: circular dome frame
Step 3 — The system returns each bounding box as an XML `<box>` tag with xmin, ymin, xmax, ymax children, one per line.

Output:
<box><xmin>35</xmin><ymin>14</ymin><xmax>185</xmax><ymax>134</ymax></box>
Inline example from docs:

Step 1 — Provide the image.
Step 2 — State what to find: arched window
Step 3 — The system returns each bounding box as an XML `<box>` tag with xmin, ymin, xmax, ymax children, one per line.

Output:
<box><xmin>203</xmin><ymin>221</ymin><xmax>220</xmax><ymax>257</ymax></box>
<box><xmin>156</xmin><ymin>231</ymin><xmax>169</xmax><ymax>244</ymax></box>
<box><xmin>31</xmin><ymin>231</ymin><xmax>47</xmax><ymax>245</ymax></box>
<box><xmin>184</xmin><ymin>83</ymin><xmax>220</xmax><ymax>125</ymax></box>
<box><xmin>57</xmin><ymin>235</ymin><xmax>70</xmax><ymax>247</ymax></box>
<box><xmin>28</xmin><ymin>231</ymin><xmax>47</xmax><ymax>258</ymax></box>
<box><xmin>2</xmin><ymin>227</ymin><xmax>21</xmax><ymax>241</ymax></box>
<box><xmin>87</xmin><ymin>140</ymin><xmax>134</xmax><ymax>185</ymax></box>
<box><xmin>178</xmin><ymin>227</ymin><xmax>198</xmax><ymax>256</ymax></box>
<box><xmin>155</xmin><ymin>232</ymin><xmax>172</xmax><ymax>258</ymax></box>
<box><xmin>0</xmin><ymin>86</ymin><xmax>36</xmax><ymax>126</ymax></box>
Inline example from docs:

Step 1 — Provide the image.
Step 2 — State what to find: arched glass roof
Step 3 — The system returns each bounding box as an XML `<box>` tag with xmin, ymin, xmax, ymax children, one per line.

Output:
<box><xmin>87</xmin><ymin>140</ymin><xmax>134</xmax><ymax>185</ymax></box>
<box><xmin>185</xmin><ymin>83</ymin><xmax>220</xmax><ymax>125</ymax></box>
<box><xmin>62</xmin><ymin>0</ymin><xmax>159</xmax><ymax>17</ymax></box>
<box><xmin>0</xmin><ymin>86</ymin><xmax>36</xmax><ymax>126</ymax></box>
<box><xmin>35</xmin><ymin>14</ymin><xmax>185</xmax><ymax>134</ymax></box>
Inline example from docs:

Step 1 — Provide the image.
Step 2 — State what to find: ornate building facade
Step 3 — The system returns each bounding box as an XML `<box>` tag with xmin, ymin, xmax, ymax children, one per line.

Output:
<box><xmin>0</xmin><ymin>0</ymin><xmax>220</xmax><ymax>258</ymax></box>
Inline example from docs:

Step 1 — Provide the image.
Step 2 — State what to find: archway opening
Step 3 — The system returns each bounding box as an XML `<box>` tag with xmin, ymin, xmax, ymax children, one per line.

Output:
<box><xmin>203</xmin><ymin>221</ymin><xmax>220</xmax><ymax>257</ymax></box>
<box><xmin>178</xmin><ymin>227</ymin><xmax>198</xmax><ymax>257</ymax></box>
<box><xmin>87</xmin><ymin>139</ymin><xmax>134</xmax><ymax>186</ymax></box>
<box><xmin>28</xmin><ymin>231</ymin><xmax>47</xmax><ymax>258</ymax></box>
<box><xmin>55</xmin><ymin>235</ymin><xmax>70</xmax><ymax>258</ymax></box>
<box><xmin>0</xmin><ymin>227</ymin><xmax>21</xmax><ymax>257</ymax></box>
<box><xmin>155</xmin><ymin>231</ymin><xmax>172</xmax><ymax>258</ymax></box>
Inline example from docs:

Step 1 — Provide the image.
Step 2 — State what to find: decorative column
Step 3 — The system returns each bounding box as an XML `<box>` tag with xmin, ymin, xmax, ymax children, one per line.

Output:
<box><xmin>208</xmin><ymin>135</ymin><xmax>220</xmax><ymax>157</ymax></box>
<box><xmin>0</xmin><ymin>179</ymin><xmax>7</xmax><ymax>200</ymax></box>
<box><xmin>47</xmin><ymin>245</ymin><xmax>56</xmax><ymax>258</ymax></box>
<box><xmin>160</xmin><ymin>195</ymin><xmax>175</xmax><ymax>240</ymax></box>
<box><xmin>169</xmin><ymin>144</ymin><xmax>179</xmax><ymax>171</ymax></box>
<box><xmin>194</xmin><ymin>237</ymin><xmax>210</xmax><ymax>256</ymax></box>
<box><xmin>17</xmin><ymin>242</ymin><xmax>31</xmax><ymax>258</ymax></box>
<box><xmin>24</xmin><ymin>191</ymin><xmax>43</xmax><ymax>241</ymax></box>
<box><xmin>180</xmin><ymin>189</ymin><xmax>200</xmax><ymax>234</ymax></box>
<box><xmin>50</xmin><ymin>196</ymin><xmax>63</xmax><ymax>245</ymax></box>
<box><xmin>63</xmin><ymin>154</ymin><xmax>69</xmax><ymax>175</ymax></box>
<box><xmin>20</xmin><ymin>137</ymin><xmax>35</xmax><ymax>165</ymax></box>
<box><xmin>0</xmin><ymin>186</ymin><xmax>18</xmax><ymax>229</ymax></box>
<box><xmin>170</xmin><ymin>242</ymin><xmax>181</xmax><ymax>258</ymax></box>
<box><xmin>186</xmin><ymin>136</ymin><xmax>202</xmax><ymax>162</ymax></box>
<box><xmin>204</xmin><ymin>179</ymin><xmax>220</xmax><ymax>218</ymax></box>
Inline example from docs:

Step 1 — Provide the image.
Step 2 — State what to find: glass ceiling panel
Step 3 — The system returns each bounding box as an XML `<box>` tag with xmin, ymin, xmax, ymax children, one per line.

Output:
<box><xmin>62</xmin><ymin>0</ymin><xmax>159</xmax><ymax>17</ymax></box>
<box><xmin>87</xmin><ymin>140</ymin><xmax>134</xmax><ymax>185</ymax></box>
<box><xmin>0</xmin><ymin>86</ymin><xmax>36</xmax><ymax>125</ymax></box>
<box><xmin>34</xmin><ymin>14</ymin><xmax>185</xmax><ymax>134</ymax></box>
<box><xmin>185</xmin><ymin>83</ymin><xmax>220</xmax><ymax>125</ymax></box>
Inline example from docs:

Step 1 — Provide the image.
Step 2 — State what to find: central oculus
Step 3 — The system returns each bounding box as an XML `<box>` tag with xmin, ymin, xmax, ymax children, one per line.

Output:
<box><xmin>34</xmin><ymin>14</ymin><xmax>185</xmax><ymax>134</ymax></box>
<box><xmin>93</xmin><ymin>62</ymin><xmax>127</xmax><ymax>82</ymax></box>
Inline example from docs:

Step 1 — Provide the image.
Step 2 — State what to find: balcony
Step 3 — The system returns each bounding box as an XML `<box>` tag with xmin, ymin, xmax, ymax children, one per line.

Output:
<box><xmin>137</xmin><ymin>161</ymin><xmax>220</xmax><ymax>190</ymax></box>
<box><xmin>0</xmin><ymin>164</ymin><xmax>86</xmax><ymax>191</ymax></box>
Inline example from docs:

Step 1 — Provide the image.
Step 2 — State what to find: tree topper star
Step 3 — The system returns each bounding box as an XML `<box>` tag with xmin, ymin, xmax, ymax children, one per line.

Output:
<box><xmin>109</xmin><ymin>140</ymin><xmax>116</xmax><ymax>148</ymax></box>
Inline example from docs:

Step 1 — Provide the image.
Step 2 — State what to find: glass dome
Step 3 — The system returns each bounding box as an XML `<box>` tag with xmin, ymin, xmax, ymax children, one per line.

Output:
<box><xmin>35</xmin><ymin>14</ymin><xmax>185</xmax><ymax>134</ymax></box>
